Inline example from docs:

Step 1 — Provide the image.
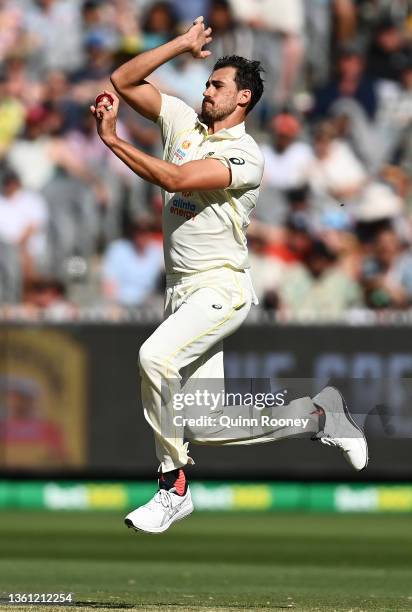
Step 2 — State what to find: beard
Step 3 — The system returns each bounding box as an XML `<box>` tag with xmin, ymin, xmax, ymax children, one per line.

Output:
<box><xmin>201</xmin><ymin>98</ymin><xmax>238</xmax><ymax>125</ymax></box>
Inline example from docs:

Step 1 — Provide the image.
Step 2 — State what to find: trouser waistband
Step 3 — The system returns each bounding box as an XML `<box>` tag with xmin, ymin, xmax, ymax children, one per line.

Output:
<box><xmin>166</xmin><ymin>266</ymin><xmax>244</xmax><ymax>287</ymax></box>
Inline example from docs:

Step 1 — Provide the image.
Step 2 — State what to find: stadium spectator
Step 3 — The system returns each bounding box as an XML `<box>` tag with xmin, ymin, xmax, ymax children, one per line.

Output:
<box><xmin>7</xmin><ymin>104</ymin><xmax>61</xmax><ymax>191</ymax></box>
<box><xmin>311</xmin><ymin>40</ymin><xmax>378</xmax><ymax>121</ymax></box>
<box><xmin>308</xmin><ymin>120</ymin><xmax>367</xmax><ymax>207</ymax></box>
<box><xmin>101</xmin><ymin>218</ymin><xmax>163</xmax><ymax>305</ymax></box>
<box><xmin>354</xmin><ymin>180</ymin><xmax>404</xmax><ymax>226</ymax></box>
<box><xmin>333</xmin><ymin>0</ymin><xmax>357</xmax><ymax>43</ymax></box>
<box><xmin>257</xmin><ymin>111</ymin><xmax>313</xmax><ymax>225</ymax></box>
<box><xmin>42</xmin><ymin>169</ymin><xmax>99</xmax><ymax>278</ymax></box>
<box><xmin>261</xmin><ymin>112</ymin><xmax>313</xmax><ymax>191</ymax></box>
<box><xmin>361</xmin><ymin>227</ymin><xmax>412</xmax><ymax>308</ymax></box>
<box><xmin>7</xmin><ymin>102</ymin><xmax>106</xmax><ymax>192</ymax></box>
<box><xmin>140</xmin><ymin>1</ymin><xmax>179</xmax><ymax>50</ymax></box>
<box><xmin>372</xmin><ymin>59</ymin><xmax>412</xmax><ymax>167</ymax></box>
<box><xmin>81</xmin><ymin>0</ymin><xmax>115</xmax><ymax>44</ymax></box>
<box><xmin>41</xmin><ymin>69</ymin><xmax>82</xmax><ymax>131</ymax></box>
<box><xmin>0</xmin><ymin>57</ymin><xmax>41</xmax><ymax>154</ymax></box>
<box><xmin>249</xmin><ymin>212</ymin><xmax>314</xmax><ymax>305</ymax></box>
<box><xmin>24</xmin><ymin>0</ymin><xmax>83</xmax><ymax>76</ymax></box>
<box><xmin>0</xmin><ymin>0</ymin><xmax>25</xmax><ymax>63</ymax></box>
<box><xmin>0</xmin><ymin>71</ymin><xmax>26</xmax><ymax>158</ymax></box>
<box><xmin>318</xmin><ymin>208</ymin><xmax>363</xmax><ymax>282</ymax></box>
<box><xmin>112</xmin><ymin>0</ymin><xmax>142</xmax><ymax>56</ymax></box>
<box><xmin>70</xmin><ymin>29</ymin><xmax>116</xmax><ymax>104</ymax></box>
<box><xmin>305</xmin><ymin>0</ymin><xmax>333</xmax><ymax>86</ymax></box>
<box><xmin>168</xmin><ymin>0</ymin><xmax>211</xmax><ymax>27</ymax></box>
<box><xmin>278</xmin><ymin>239</ymin><xmax>363</xmax><ymax>319</ymax></box>
<box><xmin>206</xmin><ymin>0</ymin><xmax>254</xmax><ymax>68</ymax></box>
<box><xmin>0</xmin><ymin>169</ymin><xmax>49</xmax><ymax>278</ymax></box>
<box><xmin>367</xmin><ymin>14</ymin><xmax>412</xmax><ymax>83</ymax></box>
<box><xmin>22</xmin><ymin>278</ymin><xmax>77</xmax><ymax>319</ymax></box>
<box><xmin>228</xmin><ymin>0</ymin><xmax>305</xmax><ymax>105</ymax></box>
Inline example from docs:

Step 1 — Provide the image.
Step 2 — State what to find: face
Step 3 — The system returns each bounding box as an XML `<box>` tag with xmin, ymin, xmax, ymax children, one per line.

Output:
<box><xmin>2</xmin><ymin>178</ymin><xmax>20</xmax><ymax>197</ymax></box>
<box><xmin>377</xmin><ymin>28</ymin><xmax>401</xmax><ymax>52</ymax></box>
<box><xmin>44</xmin><ymin>109</ymin><xmax>65</xmax><ymax>136</ymax></box>
<box><xmin>45</xmin><ymin>70</ymin><xmax>68</xmax><ymax>98</ymax></box>
<box><xmin>314</xmin><ymin>134</ymin><xmax>332</xmax><ymax>159</ymax></box>
<box><xmin>375</xmin><ymin>230</ymin><xmax>399</xmax><ymax>266</ymax></box>
<box><xmin>202</xmin><ymin>67</ymin><xmax>249</xmax><ymax>123</ymax></box>
<box><xmin>210</xmin><ymin>5</ymin><xmax>232</xmax><ymax>31</ymax></box>
<box><xmin>132</xmin><ymin>228</ymin><xmax>151</xmax><ymax>252</ymax></box>
<box><xmin>307</xmin><ymin>254</ymin><xmax>330</xmax><ymax>278</ymax></box>
<box><xmin>338</xmin><ymin>54</ymin><xmax>364</xmax><ymax>79</ymax></box>
<box><xmin>287</xmin><ymin>229</ymin><xmax>312</xmax><ymax>259</ymax></box>
<box><xmin>271</xmin><ymin>114</ymin><xmax>300</xmax><ymax>149</ymax></box>
<box><xmin>38</xmin><ymin>0</ymin><xmax>54</xmax><ymax>9</ymax></box>
<box><xmin>6</xmin><ymin>389</ymin><xmax>37</xmax><ymax>419</ymax></box>
<box><xmin>147</xmin><ymin>5</ymin><xmax>173</xmax><ymax>33</ymax></box>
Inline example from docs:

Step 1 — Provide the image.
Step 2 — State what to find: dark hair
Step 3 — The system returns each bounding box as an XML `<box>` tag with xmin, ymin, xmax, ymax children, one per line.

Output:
<box><xmin>2</xmin><ymin>168</ymin><xmax>20</xmax><ymax>187</ymax></box>
<box><xmin>142</xmin><ymin>1</ymin><xmax>178</xmax><ymax>34</ymax></box>
<box><xmin>213</xmin><ymin>55</ymin><xmax>264</xmax><ymax>114</ymax></box>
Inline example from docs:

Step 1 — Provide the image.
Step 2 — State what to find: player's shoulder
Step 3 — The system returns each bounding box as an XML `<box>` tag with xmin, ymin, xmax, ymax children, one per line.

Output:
<box><xmin>237</xmin><ymin>131</ymin><xmax>265</xmax><ymax>165</ymax></box>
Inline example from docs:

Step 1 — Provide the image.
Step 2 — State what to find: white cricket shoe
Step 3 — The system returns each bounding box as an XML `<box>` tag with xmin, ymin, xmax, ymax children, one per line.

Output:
<box><xmin>312</xmin><ymin>386</ymin><xmax>369</xmax><ymax>471</ymax></box>
<box><xmin>124</xmin><ymin>486</ymin><xmax>194</xmax><ymax>534</ymax></box>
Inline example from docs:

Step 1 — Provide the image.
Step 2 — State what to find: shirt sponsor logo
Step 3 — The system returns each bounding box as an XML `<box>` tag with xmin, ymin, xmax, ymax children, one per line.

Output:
<box><xmin>174</xmin><ymin>148</ymin><xmax>187</xmax><ymax>161</ymax></box>
<box><xmin>174</xmin><ymin>140</ymin><xmax>192</xmax><ymax>161</ymax></box>
<box><xmin>170</xmin><ymin>197</ymin><xmax>197</xmax><ymax>221</ymax></box>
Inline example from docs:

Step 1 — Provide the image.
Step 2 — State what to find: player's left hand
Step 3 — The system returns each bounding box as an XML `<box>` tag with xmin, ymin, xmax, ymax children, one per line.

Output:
<box><xmin>184</xmin><ymin>16</ymin><xmax>213</xmax><ymax>59</ymax></box>
<box><xmin>90</xmin><ymin>90</ymin><xmax>119</xmax><ymax>146</ymax></box>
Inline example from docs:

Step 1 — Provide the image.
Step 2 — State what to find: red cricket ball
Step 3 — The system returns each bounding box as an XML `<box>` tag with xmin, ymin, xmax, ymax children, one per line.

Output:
<box><xmin>95</xmin><ymin>93</ymin><xmax>114</xmax><ymax>107</ymax></box>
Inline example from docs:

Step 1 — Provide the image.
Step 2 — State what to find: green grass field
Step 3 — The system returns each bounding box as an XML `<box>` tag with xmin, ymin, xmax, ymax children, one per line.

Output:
<box><xmin>0</xmin><ymin>510</ymin><xmax>411</xmax><ymax>612</ymax></box>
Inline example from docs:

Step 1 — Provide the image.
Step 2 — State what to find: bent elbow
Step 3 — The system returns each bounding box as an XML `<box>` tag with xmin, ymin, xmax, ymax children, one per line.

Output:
<box><xmin>162</xmin><ymin>168</ymin><xmax>183</xmax><ymax>193</ymax></box>
<box><xmin>110</xmin><ymin>71</ymin><xmax>122</xmax><ymax>91</ymax></box>
<box><xmin>162</xmin><ymin>178</ymin><xmax>178</xmax><ymax>193</ymax></box>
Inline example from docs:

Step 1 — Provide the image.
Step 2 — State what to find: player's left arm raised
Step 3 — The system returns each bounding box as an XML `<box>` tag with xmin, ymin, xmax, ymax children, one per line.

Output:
<box><xmin>91</xmin><ymin>91</ymin><xmax>233</xmax><ymax>192</ymax></box>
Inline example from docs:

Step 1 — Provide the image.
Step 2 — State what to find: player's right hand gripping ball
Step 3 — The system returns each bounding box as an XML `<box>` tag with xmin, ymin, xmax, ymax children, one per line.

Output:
<box><xmin>95</xmin><ymin>93</ymin><xmax>114</xmax><ymax>107</ymax></box>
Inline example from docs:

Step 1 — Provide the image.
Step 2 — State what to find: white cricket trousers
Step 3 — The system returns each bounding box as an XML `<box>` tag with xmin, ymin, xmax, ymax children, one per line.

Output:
<box><xmin>138</xmin><ymin>266</ymin><xmax>317</xmax><ymax>472</ymax></box>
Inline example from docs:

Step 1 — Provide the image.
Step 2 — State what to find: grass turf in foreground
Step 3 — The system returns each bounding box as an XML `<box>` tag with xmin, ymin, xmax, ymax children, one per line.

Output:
<box><xmin>0</xmin><ymin>511</ymin><xmax>411</xmax><ymax>611</ymax></box>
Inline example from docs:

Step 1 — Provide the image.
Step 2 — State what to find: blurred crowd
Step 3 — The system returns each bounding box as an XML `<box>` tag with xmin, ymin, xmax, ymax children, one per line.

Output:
<box><xmin>3</xmin><ymin>0</ymin><xmax>412</xmax><ymax>321</ymax></box>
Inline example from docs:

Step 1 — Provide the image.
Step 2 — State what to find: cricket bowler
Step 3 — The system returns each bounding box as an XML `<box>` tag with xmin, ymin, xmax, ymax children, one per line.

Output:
<box><xmin>91</xmin><ymin>16</ymin><xmax>368</xmax><ymax>534</ymax></box>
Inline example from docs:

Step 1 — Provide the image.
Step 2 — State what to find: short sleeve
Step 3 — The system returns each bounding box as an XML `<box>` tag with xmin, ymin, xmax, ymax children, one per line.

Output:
<box><xmin>29</xmin><ymin>192</ymin><xmax>48</xmax><ymax>226</ymax></box>
<box><xmin>156</xmin><ymin>93</ymin><xmax>197</xmax><ymax>147</ymax></box>
<box><xmin>102</xmin><ymin>242</ymin><xmax>122</xmax><ymax>280</ymax></box>
<box><xmin>212</xmin><ymin>144</ymin><xmax>264</xmax><ymax>191</ymax></box>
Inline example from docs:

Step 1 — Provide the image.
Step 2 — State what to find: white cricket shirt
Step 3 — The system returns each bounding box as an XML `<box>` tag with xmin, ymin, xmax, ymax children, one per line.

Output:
<box><xmin>157</xmin><ymin>94</ymin><xmax>264</xmax><ymax>274</ymax></box>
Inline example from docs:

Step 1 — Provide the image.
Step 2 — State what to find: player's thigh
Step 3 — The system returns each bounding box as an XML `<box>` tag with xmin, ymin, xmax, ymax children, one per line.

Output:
<box><xmin>139</xmin><ymin>286</ymin><xmax>251</xmax><ymax>375</ymax></box>
<box><xmin>180</xmin><ymin>341</ymin><xmax>224</xmax><ymax>414</ymax></box>
<box><xmin>181</xmin><ymin>340</ymin><xmax>224</xmax><ymax>387</ymax></box>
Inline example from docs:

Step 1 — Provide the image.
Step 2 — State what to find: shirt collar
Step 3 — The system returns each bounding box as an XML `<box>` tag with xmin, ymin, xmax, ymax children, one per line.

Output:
<box><xmin>196</xmin><ymin>117</ymin><xmax>246</xmax><ymax>141</ymax></box>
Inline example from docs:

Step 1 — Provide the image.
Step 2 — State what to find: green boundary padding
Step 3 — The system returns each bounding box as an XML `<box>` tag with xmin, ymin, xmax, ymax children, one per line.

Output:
<box><xmin>0</xmin><ymin>481</ymin><xmax>412</xmax><ymax>513</ymax></box>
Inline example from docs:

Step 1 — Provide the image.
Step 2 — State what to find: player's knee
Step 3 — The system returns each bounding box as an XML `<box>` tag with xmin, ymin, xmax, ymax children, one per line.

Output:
<box><xmin>139</xmin><ymin>343</ymin><xmax>155</xmax><ymax>374</ymax></box>
<box><xmin>139</xmin><ymin>343</ymin><xmax>167</xmax><ymax>376</ymax></box>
